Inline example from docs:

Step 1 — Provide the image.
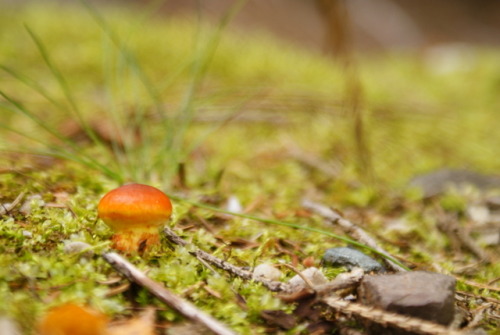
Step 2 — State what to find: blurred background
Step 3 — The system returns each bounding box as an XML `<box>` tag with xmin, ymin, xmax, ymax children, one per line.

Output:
<box><xmin>137</xmin><ymin>0</ymin><xmax>500</xmax><ymax>52</ymax></box>
<box><xmin>2</xmin><ymin>0</ymin><xmax>500</xmax><ymax>186</ymax></box>
<box><xmin>3</xmin><ymin>0</ymin><xmax>500</xmax><ymax>53</ymax></box>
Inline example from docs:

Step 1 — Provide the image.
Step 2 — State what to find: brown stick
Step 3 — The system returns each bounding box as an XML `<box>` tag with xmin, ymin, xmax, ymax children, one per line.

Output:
<box><xmin>0</xmin><ymin>191</ymin><xmax>26</xmax><ymax>215</ymax></box>
<box><xmin>323</xmin><ymin>296</ymin><xmax>465</xmax><ymax>335</ymax></box>
<box><xmin>103</xmin><ymin>252</ymin><xmax>236</xmax><ymax>335</ymax></box>
<box><xmin>301</xmin><ymin>199</ymin><xmax>406</xmax><ymax>272</ymax></box>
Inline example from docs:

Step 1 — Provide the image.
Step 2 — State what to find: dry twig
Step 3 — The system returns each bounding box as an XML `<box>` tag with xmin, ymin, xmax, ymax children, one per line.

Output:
<box><xmin>464</xmin><ymin>303</ymin><xmax>493</xmax><ymax>330</ymax></box>
<box><xmin>323</xmin><ymin>296</ymin><xmax>465</xmax><ymax>335</ymax></box>
<box><xmin>103</xmin><ymin>252</ymin><xmax>236</xmax><ymax>335</ymax></box>
<box><xmin>0</xmin><ymin>191</ymin><xmax>26</xmax><ymax>215</ymax></box>
<box><xmin>302</xmin><ymin>199</ymin><xmax>407</xmax><ymax>272</ymax></box>
<box><xmin>457</xmin><ymin>291</ymin><xmax>500</xmax><ymax>305</ymax></box>
<box><xmin>315</xmin><ymin>267</ymin><xmax>364</xmax><ymax>296</ymax></box>
<box><xmin>435</xmin><ymin>211</ymin><xmax>489</xmax><ymax>261</ymax></box>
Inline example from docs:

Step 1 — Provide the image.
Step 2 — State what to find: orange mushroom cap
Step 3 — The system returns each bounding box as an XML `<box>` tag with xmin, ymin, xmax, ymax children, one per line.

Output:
<box><xmin>97</xmin><ymin>183</ymin><xmax>172</xmax><ymax>252</ymax></box>
<box><xmin>38</xmin><ymin>303</ymin><xmax>108</xmax><ymax>335</ymax></box>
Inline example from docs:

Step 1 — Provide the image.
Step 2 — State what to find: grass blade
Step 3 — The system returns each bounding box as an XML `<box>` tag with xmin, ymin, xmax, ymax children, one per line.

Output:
<box><xmin>79</xmin><ymin>0</ymin><xmax>163</xmax><ymax>114</ymax></box>
<box><xmin>0</xmin><ymin>93</ymin><xmax>123</xmax><ymax>181</ymax></box>
<box><xmin>0</xmin><ymin>65</ymin><xmax>65</xmax><ymax>111</ymax></box>
<box><xmin>24</xmin><ymin>25</ymin><xmax>107</xmax><ymax>151</ymax></box>
<box><xmin>152</xmin><ymin>0</ymin><xmax>248</xmax><ymax>175</ymax></box>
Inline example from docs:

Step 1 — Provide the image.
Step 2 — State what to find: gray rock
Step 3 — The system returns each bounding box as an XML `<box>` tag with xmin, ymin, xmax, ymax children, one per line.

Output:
<box><xmin>358</xmin><ymin>271</ymin><xmax>456</xmax><ymax>335</ymax></box>
<box><xmin>323</xmin><ymin>247</ymin><xmax>384</xmax><ymax>273</ymax></box>
<box><xmin>409</xmin><ymin>169</ymin><xmax>500</xmax><ymax>198</ymax></box>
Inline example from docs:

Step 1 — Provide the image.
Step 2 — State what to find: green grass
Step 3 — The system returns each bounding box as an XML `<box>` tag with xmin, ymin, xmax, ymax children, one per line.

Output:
<box><xmin>0</xmin><ymin>1</ymin><xmax>499</xmax><ymax>334</ymax></box>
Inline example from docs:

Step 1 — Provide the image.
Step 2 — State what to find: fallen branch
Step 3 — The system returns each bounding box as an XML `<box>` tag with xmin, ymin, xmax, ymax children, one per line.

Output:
<box><xmin>302</xmin><ymin>199</ymin><xmax>407</xmax><ymax>272</ymax></box>
<box><xmin>323</xmin><ymin>296</ymin><xmax>465</xmax><ymax>335</ymax></box>
<box><xmin>103</xmin><ymin>252</ymin><xmax>236</xmax><ymax>335</ymax></box>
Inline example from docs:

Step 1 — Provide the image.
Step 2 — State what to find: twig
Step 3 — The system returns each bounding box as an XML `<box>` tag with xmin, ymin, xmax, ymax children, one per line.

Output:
<box><xmin>315</xmin><ymin>267</ymin><xmax>364</xmax><ymax>296</ymax></box>
<box><xmin>322</xmin><ymin>295</ymin><xmax>465</xmax><ymax>335</ymax></box>
<box><xmin>457</xmin><ymin>291</ymin><xmax>500</xmax><ymax>305</ymax></box>
<box><xmin>488</xmin><ymin>277</ymin><xmax>500</xmax><ymax>286</ymax></box>
<box><xmin>280</xmin><ymin>264</ymin><xmax>316</xmax><ymax>290</ymax></box>
<box><xmin>435</xmin><ymin>211</ymin><xmax>489</xmax><ymax>261</ymax></box>
<box><xmin>163</xmin><ymin>227</ymin><xmax>291</xmax><ymax>292</ymax></box>
<box><xmin>301</xmin><ymin>199</ymin><xmax>406</xmax><ymax>272</ymax></box>
<box><xmin>287</xmin><ymin>146</ymin><xmax>341</xmax><ymax>178</ymax></box>
<box><xmin>0</xmin><ymin>191</ymin><xmax>26</xmax><ymax>215</ymax></box>
<box><xmin>102</xmin><ymin>252</ymin><xmax>237</xmax><ymax>335</ymax></box>
<box><xmin>459</xmin><ymin>278</ymin><xmax>500</xmax><ymax>292</ymax></box>
<box><xmin>464</xmin><ymin>303</ymin><xmax>493</xmax><ymax>330</ymax></box>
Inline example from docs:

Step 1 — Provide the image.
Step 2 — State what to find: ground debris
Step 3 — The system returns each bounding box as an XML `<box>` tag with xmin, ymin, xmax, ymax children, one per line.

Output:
<box><xmin>107</xmin><ymin>308</ymin><xmax>156</xmax><ymax>335</ymax></box>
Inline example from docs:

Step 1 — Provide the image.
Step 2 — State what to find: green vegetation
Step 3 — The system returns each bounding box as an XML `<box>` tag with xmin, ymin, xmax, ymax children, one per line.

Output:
<box><xmin>0</xmin><ymin>2</ymin><xmax>498</xmax><ymax>334</ymax></box>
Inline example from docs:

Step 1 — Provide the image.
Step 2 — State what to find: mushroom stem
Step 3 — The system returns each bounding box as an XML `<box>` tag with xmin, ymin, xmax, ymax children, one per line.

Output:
<box><xmin>111</xmin><ymin>226</ymin><xmax>160</xmax><ymax>252</ymax></box>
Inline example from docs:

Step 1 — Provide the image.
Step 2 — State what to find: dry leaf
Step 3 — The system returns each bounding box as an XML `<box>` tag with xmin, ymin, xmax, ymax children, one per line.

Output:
<box><xmin>107</xmin><ymin>308</ymin><xmax>155</xmax><ymax>335</ymax></box>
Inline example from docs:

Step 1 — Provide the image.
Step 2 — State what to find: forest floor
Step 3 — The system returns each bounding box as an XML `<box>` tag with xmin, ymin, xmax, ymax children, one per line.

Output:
<box><xmin>0</xmin><ymin>2</ymin><xmax>499</xmax><ymax>334</ymax></box>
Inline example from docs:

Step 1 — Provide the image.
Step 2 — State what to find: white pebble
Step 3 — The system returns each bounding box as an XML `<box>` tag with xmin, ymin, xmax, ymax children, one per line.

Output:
<box><xmin>226</xmin><ymin>195</ymin><xmax>243</xmax><ymax>214</ymax></box>
<box><xmin>253</xmin><ymin>263</ymin><xmax>282</xmax><ymax>281</ymax></box>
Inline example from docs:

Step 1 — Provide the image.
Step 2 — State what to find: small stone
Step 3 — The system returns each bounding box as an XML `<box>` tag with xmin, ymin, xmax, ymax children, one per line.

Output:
<box><xmin>358</xmin><ymin>271</ymin><xmax>456</xmax><ymax>335</ymax></box>
<box><xmin>22</xmin><ymin>230</ymin><xmax>33</xmax><ymax>238</ymax></box>
<box><xmin>323</xmin><ymin>247</ymin><xmax>384</xmax><ymax>273</ymax></box>
<box><xmin>63</xmin><ymin>241</ymin><xmax>94</xmax><ymax>258</ymax></box>
<box><xmin>288</xmin><ymin>267</ymin><xmax>328</xmax><ymax>291</ymax></box>
<box><xmin>253</xmin><ymin>263</ymin><xmax>282</xmax><ymax>281</ymax></box>
<box><xmin>226</xmin><ymin>195</ymin><xmax>243</xmax><ymax>214</ymax></box>
<box><xmin>467</xmin><ymin>204</ymin><xmax>490</xmax><ymax>225</ymax></box>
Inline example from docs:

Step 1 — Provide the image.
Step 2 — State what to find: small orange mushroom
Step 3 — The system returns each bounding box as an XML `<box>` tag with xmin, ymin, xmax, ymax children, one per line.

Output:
<box><xmin>97</xmin><ymin>183</ymin><xmax>172</xmax><ymax>252</ymax></box>
<box><xmin>38</xmin><ymin>303</ymin><xmax>108</xmax><ymax>335</ymax></box>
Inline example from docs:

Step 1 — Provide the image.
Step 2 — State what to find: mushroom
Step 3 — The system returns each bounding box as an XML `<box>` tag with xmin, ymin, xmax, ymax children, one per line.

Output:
<box><xmin>97</xmin><ymin>183</ymin><xmax>172</xmax><ymax>252</ymax></box>
<box><xmin>38</xmin><ymin>303</ymin><xmax>108</xmax><ymax>335</ymax></box>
